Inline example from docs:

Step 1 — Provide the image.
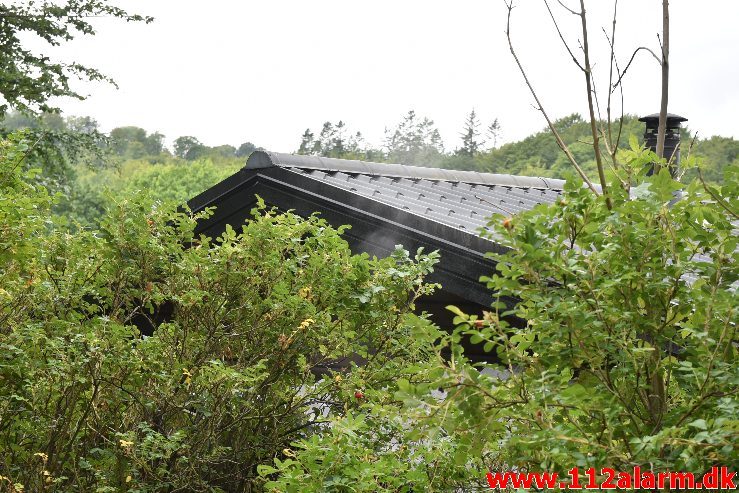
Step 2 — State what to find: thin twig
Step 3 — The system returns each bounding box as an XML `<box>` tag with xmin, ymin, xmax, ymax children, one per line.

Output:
<box><xmin>612</xmin><ymin>46</ymin><xmax>661</xmax><ymax>91</ymax></box>
<box><xmin>683</xmin><ymin>131</ymin><xmax>698</xmax><ymax>162</ymax></box>
<box><xmin>613</xmin><ymin>42</ymin><xmax>626</xmax><ymax>160</ymax></box>
<box><xmin>655</xmin><ymin>0</ymin><xmax>670</xmax><ymax>164</ymax></box>
<box><xmin>556</xmin><ymin>0</ymin><xmax>581</xmax><ymax>16</ymax></box>
<box><xmin>698</xmin><ymin>168</ymin><xmax>739</xmax><ymax>220</ymax></box>
<box><xmin>503</xmin><ymin>0</ymin><xmax>599</xmax><ymax>195</ymax></box>
<box><xmin>605</xmin><ymin>0</ymin><xmax>618</xmax><ymax>164</ymax></box>
<box><xmin>579</xmin><ymin>0</ymin><xmax>612</xmax><ymax>209</ymax></box>
<box><xmin>4</xmin><ymin>130</ymin><xmax>46</xmax><ymax>178</ymax></box>
<box><xmin>543</xmin><ymin>0</ymin><xmax>584</xmax><ymax>71</ymax></box>
<box><xmin>475</xmin><ymin>194</ymin><xmax>515</xmax><ymax>216</ymax></box>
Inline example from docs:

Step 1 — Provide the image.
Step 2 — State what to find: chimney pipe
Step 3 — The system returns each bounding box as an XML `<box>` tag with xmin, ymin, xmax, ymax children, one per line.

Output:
<box><xmin>638</xmin><ymin>113</ymin><xmax>688</xmax><ymax>176</ymax></box>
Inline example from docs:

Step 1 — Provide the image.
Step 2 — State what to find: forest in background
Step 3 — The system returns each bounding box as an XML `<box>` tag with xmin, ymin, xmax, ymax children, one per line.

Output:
<box><xmin>1</xmin><ymin>109</ymin><xmax>736</xmax><ymax>227</ymax></box>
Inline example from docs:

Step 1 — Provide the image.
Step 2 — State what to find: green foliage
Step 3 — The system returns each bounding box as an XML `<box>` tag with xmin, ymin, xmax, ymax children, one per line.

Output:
<box><xmin>443</xmin><ymin>114</ymin><xmax>735</xmax><ymax>183</ymax></box>
<box><xmin>264</xmin><ymin>148</ymin><xmax>737</xmax><ymax>488</ymax></box>
<box><xmin>236</xmin><ymin>141</ymin><xmax>259</xmax><ymax>158</ymax></box>
<box><xmin>0</xmin><ymin>111</ymin><xmax>112</xmax><ymax>194</ymax></box>
<box><xmin>3</xmin><ymin>113</ymin><xmax>738</xmax><ymax>490</ymax></box>
<box><xmin>290</xmin><ymin>112</ymin><xmax>735</xmax><ymax>183</ymax></box>
<box><xmin>455</xmin><ymin>108</ymin><xmax>484</xmax><ymax>158</ymax></box>
<box><xmin>110</xmin><ymin>126</ymin><xmax>166</xmax><ymax>158</ymax></box>
<box><xmin>685</xmin><ymin>135</ymin><xmax>739</xmax><ymax>184</ymax></box>
<box><xmin>262</xmin><ymin>406</ymin><xmax>490</xmax><ymax>492</ymax></box>
<box><xmin>384</xmin><ymin>110</ymin><xmax>445</xmax><ymax>166</ymax></box>
<box><xmin>420</xmin><ymin>149</ymin><xmax>738</xmax><ymax>472</ymax></box>
<box><xmin>0</xmin><ymin>133</ymin><xmax>441</xmax><ymax>491</ymax></box>
<box><xmin>172</xmin><ymin>135</ymin><xmax>203</xmax><ymax>159</ymax></box>
<box><xmin>57</xmin><ymin>155</ymin><xmax>243</xmax><ymax>231</ymax></box>
<box><xmin>120</xmin><ymin>158</ymin><xmax>241</xmax><ymax>203</ymax></box>
<box><xmin>0</xmin><ymin>1</ymin><xmax>152</xmax><ymax>115</ymax></box>
<box><xmin>457</xmin><ymin>113</ymin><xmax>642</xmax><ymax>176</ymax></box>
<box><xmin>0</xmin><ymin>112</ymin><xmax>258</xmax><ymax>226</ymax></box>
<box><xmin>297</xmin><ymin>121</ymin><xmax>376</xmax><ymax>160</ymax></box>
<box><xmin>0</xmin><ymin>132</ymin><xmax>53</xmax><ymax>271</ymax></box>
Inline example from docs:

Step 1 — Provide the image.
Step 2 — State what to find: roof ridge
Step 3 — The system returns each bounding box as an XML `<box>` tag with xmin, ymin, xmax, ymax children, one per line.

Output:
<box><xmin>246</xmin><ymin>150</ymin><xmax>565</xmax><ymax>190</ymax></box>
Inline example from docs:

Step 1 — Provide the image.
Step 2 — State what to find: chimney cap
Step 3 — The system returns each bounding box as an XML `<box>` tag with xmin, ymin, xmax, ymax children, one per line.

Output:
<box><xmin>638</xmin><ymin>113</ymin><xmax>688</xmax><ymax>126</ymax></box>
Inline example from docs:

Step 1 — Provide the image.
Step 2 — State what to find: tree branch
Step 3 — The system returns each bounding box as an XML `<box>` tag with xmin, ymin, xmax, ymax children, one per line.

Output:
<box><xmin>556</xmin><ymin>0</ymin><xmax>581</xmax><ymax>16</ymax></box>
<box><xmin>612</xmin><ymin>46</ymin><xmax>661</xmax><ymax>91</ymax></box>
<box><xmin>503</xmin><ymin>0</ymin><xmax>599</xmax><ymax>196</ymax></box>
<box><xmin>543</xmin><ymin>0</ymin><xmax>584</xmax><ymax>71</ymax></box>
<box><xmin>655</xmin><ymin>0</ymin><xmax>670</xmax><ymax>166</ymax></box>
<box><xmin>698</xmin><ymin>168</ymin><xmax>739</xmax><ymax>220</ymax></box>
<box><xmin>604</xmin><ymin>0</ymin><xmax>618</xmax><ymax>163</ymax></box>
<box><xmin>579</xmin><ymin>0</ymin><xmax>612</xmax><ymax>209</ymax></box>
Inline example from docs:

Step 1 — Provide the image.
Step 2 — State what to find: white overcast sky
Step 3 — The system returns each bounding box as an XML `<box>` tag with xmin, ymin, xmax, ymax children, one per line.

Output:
<box><xmin>42</xmin><ymin>0</ymin><xmax>739</xmax><ymax>153</ymax></box>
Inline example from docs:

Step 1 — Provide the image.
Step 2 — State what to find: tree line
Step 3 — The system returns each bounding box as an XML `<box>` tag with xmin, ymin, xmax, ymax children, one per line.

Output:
<box><xmin>2</xmin><ymin>109</ymin><xmax>735</xmax><ymax>228</ymax></box>
<box><xmin>296</xmin><ymin>110</ymin><xmax>736</xmax><ymax>184</ymax></box>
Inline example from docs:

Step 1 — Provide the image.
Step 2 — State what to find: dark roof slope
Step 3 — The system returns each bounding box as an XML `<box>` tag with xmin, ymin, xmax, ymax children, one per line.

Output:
<box><xmin>188</xmin><ymin>151</ymin><xmax>566</xmax><ymax>307</ymax></box>
<box><xmin>246</xmin><ymin>151</ymin><xmax>565</xmax><ymax>234</ymax></box>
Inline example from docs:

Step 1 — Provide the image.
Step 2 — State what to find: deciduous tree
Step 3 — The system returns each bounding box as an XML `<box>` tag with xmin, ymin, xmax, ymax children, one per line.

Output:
<box><xmin>0</xmin><ymin>0</ymin><xmax>152</xmax><ymax>115</ymax></box>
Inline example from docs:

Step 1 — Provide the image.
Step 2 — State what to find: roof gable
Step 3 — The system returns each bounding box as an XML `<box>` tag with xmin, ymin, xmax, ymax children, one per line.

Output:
<box><xmin>247</xmin><ymin>151</ymin><xmax>564</xmax><ymax>234</ymax></box>
<box><xmin>188</xmin><ymin>151</ymin><xmax>566</xmax><ymax>308</ymax></box>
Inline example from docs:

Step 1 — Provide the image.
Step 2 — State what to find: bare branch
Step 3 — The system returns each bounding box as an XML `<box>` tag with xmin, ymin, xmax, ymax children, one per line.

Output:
<box><xmin>673</xmin><ymin>131</ymin><xmax>694</xmax><ymax>183</ymax></box>
<box><xmin>591</xmin><ymin>70</ymin><xmax>607</xmax><ymax>141</ymax></box>
<box><xmin>684</xmin><ymin>131</ymin><xmax>699</xmax><ymax>163</ymax></box>
<box><xmin>592</xmin><ymin>74</ymin><xmax>627</xmax><ymax>190</ymax></box>
<box><xmin>503</xmin><ymin>0</ymin><xmax>599</xmax><ymax>195</ymax></box>
<box><xmin>605</xmin><ymin>0</ymin><xmax>618</xmax><ymax>162</ymax></box>
<box><xmin>579</xmin><ymin>0</ymin><xmax>612</xmax><ymax>209</ymax></box>
<box><xmin>612</xmin><ymin>47</ymin><xmax>626</xmax><ymax>156</ymax></box>
<box><xmin>612</xmin><ymin>46</ymin><xmax>661</xmax><ymax>91</ymax></box>
<box><xmin>598</xmin><ymin>126</ymin><xmax>628</xmax><ymax>189</ymax></box>
<box><xmin>543</xmin><ymin>0</ymin><xmax>584</xmax><ymax>71</ymax></box>
<box><xmin>556</xmin><ymin>0</ymin><xmax>581</xmax><ymax>16</ymax></box>
<box><xmin>601</xmin><ymin>1</ymin><xmax>626</xmax><ymax>166</ymax></box>
<box><xmin>655</xmin><ymin>0</ymin><xmax>670</xmax><ymax>165</ymax></box>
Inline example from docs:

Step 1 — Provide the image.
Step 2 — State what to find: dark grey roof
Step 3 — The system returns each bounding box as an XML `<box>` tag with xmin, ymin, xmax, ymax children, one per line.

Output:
<box><xmin>249</xmin><ymin>151</ymin><xmax>565</xmax><ymax>189</ymax></box>
<box><xmin>247</xmin><ymin>151</ymin><xmax>564</xmax><ymax>235</ymax></box>
<box><xmin>188</xmin><ymin>151</ymin><xmax>571</xmax><ymax>311</ymax></box>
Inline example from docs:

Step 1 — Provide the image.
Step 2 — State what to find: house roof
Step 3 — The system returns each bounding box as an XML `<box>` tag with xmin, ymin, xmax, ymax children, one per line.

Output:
<box><xmin>246</xmin><ymin>151</ymin><xmax>565</xmax><ymax>234</ymax></box>
<box><xmin>188</xmin><ymin>151</ymin><xmax>567</xmax><ymax>308</ymax></box>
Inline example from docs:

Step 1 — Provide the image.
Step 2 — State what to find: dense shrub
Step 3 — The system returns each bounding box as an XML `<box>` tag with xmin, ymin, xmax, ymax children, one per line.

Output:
<box><xmin>267</xmin><ymin>145</ymin><xmax>738</xmax><ymax>487</ymax></box>
<box><xmin>2</xmin><ymin>130</ymin><xmax>736</xmax><ymax>492</ymax></box>
<box><xmin>0</xmin><ymin>133</ymin><xmax>440</xmax><ymax>491</ymax></box>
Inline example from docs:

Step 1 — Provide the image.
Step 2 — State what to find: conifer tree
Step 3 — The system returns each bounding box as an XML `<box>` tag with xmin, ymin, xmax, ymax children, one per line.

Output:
<box><xmin>456</xmin><ymin>109</ymin><xmax>482</xmax><ymax>157</ymax></box>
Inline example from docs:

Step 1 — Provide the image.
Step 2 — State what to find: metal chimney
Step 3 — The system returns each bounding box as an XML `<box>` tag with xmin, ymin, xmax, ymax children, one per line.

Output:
<box><xmin>638</xmin><ymin>113</ymin><xmax>688</xmax><ymax>176</ymax></box>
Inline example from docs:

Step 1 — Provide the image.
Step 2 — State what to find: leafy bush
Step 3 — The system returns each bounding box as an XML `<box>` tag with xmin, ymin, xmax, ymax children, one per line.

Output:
<box><xmin>0</xmin><ymin>133</ymin><xmax>440</xmax><ymax>491</ymax></box>
<box><xmin>266</xmin><ymin>145</ymin><xmax>738</xmax><ymax>488</ymax></box>
<box><xmin>57</xmin><ymin>157</ymin><xmax>242</xmax><ymax>227</ymax></box>
<box><xmin>3</xmin><ymin>129</ymin><xmax>736</xmax><ymax>492</ymax></box>
<box><xmin>403</xmin><ymin>146</ymin><xmax>738</xmax><ymax>472</ymax></box>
